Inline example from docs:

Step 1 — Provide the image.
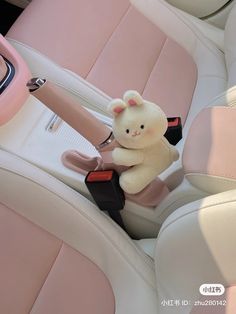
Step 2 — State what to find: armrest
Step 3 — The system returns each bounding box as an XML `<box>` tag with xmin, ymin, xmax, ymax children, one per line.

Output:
<box><xmin>183</xmin><ymin>106</ymin><xmax>236</xmax><ymax>194</ymax></box>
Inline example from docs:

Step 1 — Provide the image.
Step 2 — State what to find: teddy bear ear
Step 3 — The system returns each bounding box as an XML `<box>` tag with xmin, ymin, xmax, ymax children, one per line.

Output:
<box><xmin>123</xmin><ymin>90</ymin><xmax>143</xmax><ymax>107</ymax></box>
<box><xmin>108</xmin><ymin>99</ymin><xmax>127</xmax><ymax>117</ymax></box>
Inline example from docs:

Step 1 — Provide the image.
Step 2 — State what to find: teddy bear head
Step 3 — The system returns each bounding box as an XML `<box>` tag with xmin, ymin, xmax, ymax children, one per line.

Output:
<box><xmin>108</xmin><ymin>90</ymin><xmax>168</xmax><ymax>149</ymax></box>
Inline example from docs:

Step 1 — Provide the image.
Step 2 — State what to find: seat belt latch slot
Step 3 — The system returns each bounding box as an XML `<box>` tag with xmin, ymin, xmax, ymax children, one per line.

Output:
<box><xmin>85</xmin><ymin>170</ymin><xmax>125</xmax><ymax>213</ymax></box>
<box><xmin>165</xmin><ymin>117</ymin><xmax>182</xmax><ymax>145</ymax></box>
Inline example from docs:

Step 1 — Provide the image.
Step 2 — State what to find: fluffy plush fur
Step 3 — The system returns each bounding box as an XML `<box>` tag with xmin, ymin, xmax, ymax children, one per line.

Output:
<box><xmin>108</xmin><ymin>90</ymin><xmax>179</xmax><ymax>194</ymax></box>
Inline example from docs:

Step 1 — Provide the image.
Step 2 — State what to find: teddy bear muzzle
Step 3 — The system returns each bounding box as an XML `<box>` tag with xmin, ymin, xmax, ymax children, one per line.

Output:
<box><xmin>131</xmin><ymin>130</ymin><xmax>141</xmax><ymax>137</ymax></box>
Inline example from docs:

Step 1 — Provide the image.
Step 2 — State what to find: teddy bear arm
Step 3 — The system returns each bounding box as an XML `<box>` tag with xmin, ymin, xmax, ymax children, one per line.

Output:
<box><xmin>161</xmin><ymin>137</ymin><xmax>179</xmax><ymax>162</ymax></box>
<box><xmin>112</xmin><ymin>148</ymin><xmax>144</xmax><ymax>166</ymax></box>
<box><xmin>119</xmin><ymin>165</ymin><xmax>157</xmax><ymax>194</ymax></box>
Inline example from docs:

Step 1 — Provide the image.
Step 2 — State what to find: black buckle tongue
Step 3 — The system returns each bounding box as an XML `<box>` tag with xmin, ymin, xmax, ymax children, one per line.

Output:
<box><xmin>165</xmin><ymin>117</ymin><xmax>182</xmax><ymax>145</ymax></box>
<box><xmin>85</xmin><ymin>170</ymin><xmax>126</xmax><ymax>229</ymax></box>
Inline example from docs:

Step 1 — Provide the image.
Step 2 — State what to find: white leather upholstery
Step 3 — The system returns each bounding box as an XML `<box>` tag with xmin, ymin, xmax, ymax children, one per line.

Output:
<box><xmin>5</xmin><ymin>0</ymin><xmax>30</xmax><ymax>8</ymax></box>
<box><xmin>166</xmin><ymin>0</ymin><xmax>229</xmax><ymax>18</ymax></box>
<box><xmin>131</xmin><ymin>0</ymin><xmax>227</xmax><ymax>135</ymax></box>
<box><xmin>208</xmin><ymin>85</ymin><xmax>236</xmax><ymax>107</ymax></box>
<box><xmin>135</xmin><ymin>239</ymin><xmax>156</xmax><ymax>258</ymax></box>
<box><xmin>225</xmin><ymin>3</ymin><xmax>236</xmax><ymax>87</ymax></box>
<box><xmin>156</xmin><ymin>189</ymin><xmax>236</xmax><ymax>313</ymax></box>
<box><xmin>178</xmin><ymin>10</ymin><xmax>225</xmax><ymax>52</ymax></box>
<box><xmin>1</xmin><ymin>147</ymin><xmax>236</xmax><ymax>313</ymax></box>
<box><xmin>0</xmin><ymin>149</ymin><xmax>157</xmax><ymax>314</ymax></box>
<box><xmin>4</xmin><ymin>39</ymin><xmax>112</xmax><ymax>116</ymax></box>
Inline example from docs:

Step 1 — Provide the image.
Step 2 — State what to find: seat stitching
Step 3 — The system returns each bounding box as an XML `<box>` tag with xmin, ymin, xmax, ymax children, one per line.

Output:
<box><xmin>0</xmin><ymin>164</ymin><xmax>156</xmax><ymax>288</ymax></box>
<box><xmin>141</xmin><ymin>37</ymin><xmax>168</xmax><ymax>95</ymax></box>
<box><xmin>6</xmin><ymin>38</ymin><xmax>111</xmax><ymax>114</ymax></box>
<box><xmin>85</xmin><ymin>4</ymin><xmax>132</xmax><ymax>79</ymax></box>
<box><xmin>7</xmin><ymin>39</ymin><xmax>227</xmax><ymax>105</ymax></box>
<box><xmin>150</xmin><ymin>0</ymin><xmax>225</xmax><ymax>60</ymax></box>
<box><xmin>29</xmin><ymin>242</ymin><xmax>63</xmax><ymax>313</ymax></box>
<box><xmin>198</xmin><ymin>74</ymin><xmax>227</xmax><ymax>80</ymax></box>
<box><xmin>6</xmin><ymin>39</ymin><xmax>110</xmax><ymax>100</ymax></box>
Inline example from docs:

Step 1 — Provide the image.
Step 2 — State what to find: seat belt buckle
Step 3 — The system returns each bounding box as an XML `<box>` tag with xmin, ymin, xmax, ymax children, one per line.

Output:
<box><xmin>85</xmin><ymin>170</ymin><xmax>125</xmax><ymax>212</ymax></box>
<box><xmin>164</xmin><ymin>117</ymin><xmax>182</xmax><ymax>145</ymax></box>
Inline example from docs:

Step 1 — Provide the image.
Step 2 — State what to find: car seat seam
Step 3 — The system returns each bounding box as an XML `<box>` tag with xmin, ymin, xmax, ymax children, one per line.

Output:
<box><xmin>155</xmin><ymin>0</ymin><xmax>225</xmax><ymax>60</ymax></box>
<box><xmin>85</xmin><ymin>4</ymin><xmax>132</xmax><ymax>79</ymax></box>
<box><xmin>141</xmin><ymin>37</ymin><xmax>168</xmax><ymax>95</ymax></box>
<box><xmin>0</xmin><ymin>163</ymin><xmax>156</xmax><ymax>288</ymax></box>
<box><xmin>29</xmin><ymin>242</ymin><xmax>63</xmax><ymax>313</ymax></box>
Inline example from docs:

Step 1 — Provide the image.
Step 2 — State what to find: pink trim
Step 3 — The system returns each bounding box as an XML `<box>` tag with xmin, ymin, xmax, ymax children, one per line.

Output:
<box><xmin>0</xmin><ymin>35</ymin><xmax>30</xmax><ymax>125</ymax></box>
<box><xmin>0</xmin><ymin>56</ymin><xmax>8</xmax><ymax>81</ymax></box>
<box><xmin>183</xmin><ymin>107</ymin><xmax>236</xmax><ymax>180</ymax></box>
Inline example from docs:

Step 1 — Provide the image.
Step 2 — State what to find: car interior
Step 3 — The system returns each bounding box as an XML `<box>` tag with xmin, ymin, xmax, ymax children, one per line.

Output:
<box><xmin>0</xmin><ymin>0</ymin><xmax>236</xmax><ymax>313</ymax></box>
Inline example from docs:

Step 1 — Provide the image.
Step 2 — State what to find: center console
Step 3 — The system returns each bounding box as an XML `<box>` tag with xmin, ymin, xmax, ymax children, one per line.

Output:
<box><xmin>1</xmin><ymin>34</ymin><xmax>225</xmax><ymax>239</ymax></box>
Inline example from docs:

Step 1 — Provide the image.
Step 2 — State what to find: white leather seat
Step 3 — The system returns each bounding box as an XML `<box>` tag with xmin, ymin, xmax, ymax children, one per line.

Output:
<box><xmin>1</xmin><ymin>144</ymin><xmax>236</xmax><ymax>314</ymax></box>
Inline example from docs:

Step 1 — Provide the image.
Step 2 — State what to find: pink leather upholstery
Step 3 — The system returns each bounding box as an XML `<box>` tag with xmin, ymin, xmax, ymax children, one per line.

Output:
<box><xmin>7</xmin><ymin>0</ymin><xmax>197</xmax><ymax>124</ymax></box>
<box><xmin>87</xmin><ymin>7</ymin><xmax>197</xmax><ymax>124</ymax></box>
<box><xmin>0</xmin><ymin>56</ymin><xmax>8</xmax><ymax>81</ymax></box>
<box><xmin>0</xmin><ymin>202</ymin><xmax>115</xmax><ymax>314</ymax></box>
<box><xmin>183</xmin><ymin>107</ymin><xmax>236</xmax><ymax>180</ymax></box>
<box><xmin>0</xmin><ymin>35</ymin><xmax>30</xmax><ymax>125</ymax></box>
<box><xmin>7</xmin><ymin>0</ymin><xmax>130</xmax><ymax>78</ymax></box>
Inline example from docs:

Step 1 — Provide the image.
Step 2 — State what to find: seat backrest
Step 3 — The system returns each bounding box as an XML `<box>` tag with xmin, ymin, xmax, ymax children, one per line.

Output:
<box><xmin>153</xmin><ymin>7</ymin><xmax>236</xmax><ymax>312</ymax></box>
<box><xmin>155</xmin><ymin>188</ymin><xmax>236</xmax><ymax>313</ymax></box>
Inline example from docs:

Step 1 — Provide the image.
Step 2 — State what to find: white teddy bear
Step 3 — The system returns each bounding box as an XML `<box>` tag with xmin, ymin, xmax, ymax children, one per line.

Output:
<box><xmin>108</xmin><ymin>90</ymin><xmax>179</xmax><ymax>194</ymax></box>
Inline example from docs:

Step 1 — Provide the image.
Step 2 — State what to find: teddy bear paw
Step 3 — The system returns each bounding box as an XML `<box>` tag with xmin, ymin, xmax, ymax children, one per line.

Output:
<box><xmin>120</xmin><ymin>174</ymin><xmax>142</xmax><ymax>194</ymax></box>
<box><xmin>112</xmin><ymin>148</ymin><xmax>123</xmax><ymax>165</ymax></box>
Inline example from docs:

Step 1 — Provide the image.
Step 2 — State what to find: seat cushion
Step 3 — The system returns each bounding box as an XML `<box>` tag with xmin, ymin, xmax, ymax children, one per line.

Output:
<box><xmin>7</xmin><ymin>0</ymin><xmax>197</xmax><ymax>125</ymax></box>
<box><xmin>0</xmin><ymin>202</ymin><xmax>115</xmax><ymax>314</ymax></box>
<box><xmin>0</xmin><ymin>149</ymin><xmax>157</xmax><ymax>314</ymax></box>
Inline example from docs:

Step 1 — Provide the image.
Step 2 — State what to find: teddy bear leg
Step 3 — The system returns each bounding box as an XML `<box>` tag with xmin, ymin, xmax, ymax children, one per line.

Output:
<box><xmin>119</xmin><ymin>165</ymin><xmax>157</xmax><ymax>194</ymax></box>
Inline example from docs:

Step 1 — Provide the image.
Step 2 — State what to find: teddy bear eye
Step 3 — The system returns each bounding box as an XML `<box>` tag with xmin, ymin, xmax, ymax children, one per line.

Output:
<box><xmin>140</xmin><ymin>125</ymin><xmax>145</xmax><ymax>129</ymax></box>
<box><xmin>126</xmin><ymin>129</ymin><xmax>130</xmax><ymax>134</ymax></box>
